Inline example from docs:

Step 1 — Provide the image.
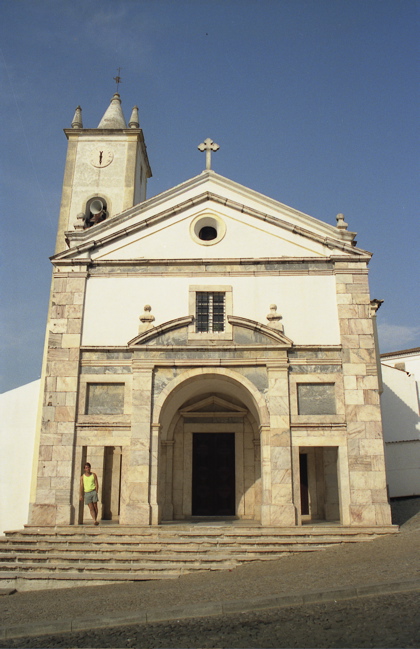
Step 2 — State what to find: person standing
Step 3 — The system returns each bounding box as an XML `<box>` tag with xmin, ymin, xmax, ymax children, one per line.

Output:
<box><xmin>80</xmin><ymin>462</ymin><xmax>100</xmax><ymax>525</ymax></box>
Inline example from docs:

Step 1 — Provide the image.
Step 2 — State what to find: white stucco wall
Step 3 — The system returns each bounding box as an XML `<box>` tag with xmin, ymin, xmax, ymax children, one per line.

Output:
<box><xmin>0</xmin><ymin>380</ymin><xmax>40</xmax><ymax>534</ymax></box>
<box><xmin>381</xmin><ymin>363</ymin><xmax>420</xmax><ymax>497</ymax></box>
<box><xmin>402</xmin><ymin>355</ymin><xmax>420</xmax><ymax>378</ymax></box>
<box><xmin>82</xmin><ymin>275</ymin><xmax>341</xmax><ymax>346</ymax></box>
<box><xmin>381</xmin><ymin>350</ymin><xmax>420</xmax><ymax>396</ymax></box>
<box><xmin>381</xmin><ymin>364</ymin><xmax>420</xmax><ymax>443</ymax></box>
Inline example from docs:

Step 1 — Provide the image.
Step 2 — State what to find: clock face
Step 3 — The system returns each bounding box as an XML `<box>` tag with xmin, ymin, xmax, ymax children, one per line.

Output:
<box><xmin>90</xmin><ymin>147</ymin><xmax>114</xmax><ymax>168</ymax></box>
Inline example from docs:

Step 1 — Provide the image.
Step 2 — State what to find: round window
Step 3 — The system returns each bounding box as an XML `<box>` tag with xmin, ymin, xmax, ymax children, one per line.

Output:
<box><xmin>190</xmin><ymin>214</ymin><xmax>226</xmax><ymax>246</ymax></box>
<box><xmin>199</xmin><ymin>226</ymin><xmax>217</xmax><ymax>241</ymax></box>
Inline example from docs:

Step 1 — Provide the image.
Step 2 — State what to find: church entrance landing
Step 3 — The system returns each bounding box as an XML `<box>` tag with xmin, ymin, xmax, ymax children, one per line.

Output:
<box><xmin>192</xmin><ymin>433</ymin><xmax>235</xmax><ymax>516</ymax></box>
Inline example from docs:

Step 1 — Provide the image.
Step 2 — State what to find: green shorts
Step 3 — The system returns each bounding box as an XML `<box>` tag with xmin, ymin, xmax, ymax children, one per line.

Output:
<box><xmin>84</xmin><ymin>490</ymin><xmax>98</xmax><ymax>505</ymax></box>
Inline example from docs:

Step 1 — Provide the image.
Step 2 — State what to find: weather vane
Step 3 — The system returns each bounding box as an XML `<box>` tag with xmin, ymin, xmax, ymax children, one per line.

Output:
<box><xmin>113</xmin><ymin>68</ymin><xmax>122</xmax><ymax>93</ymax></box>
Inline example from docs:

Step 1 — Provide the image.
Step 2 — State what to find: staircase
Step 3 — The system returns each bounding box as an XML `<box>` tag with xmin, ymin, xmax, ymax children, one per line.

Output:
<box><xmin>0</xmin><ymin>523</ymin><xmax>398</xmax><ymax>591</ymax></box>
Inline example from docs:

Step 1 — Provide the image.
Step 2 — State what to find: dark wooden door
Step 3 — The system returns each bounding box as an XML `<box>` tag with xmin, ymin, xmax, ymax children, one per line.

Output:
<box><xmin>192</xmin><ymin>433</ymin><xmax>235</xmax><ymax>516</ymax></box>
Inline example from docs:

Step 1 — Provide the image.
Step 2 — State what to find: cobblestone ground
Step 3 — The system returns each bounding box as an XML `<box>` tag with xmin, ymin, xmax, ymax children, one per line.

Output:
<box><xmin>1</xmin><ymin>592</ymin><xmax>418</xmax><ymax>649</ymax></box>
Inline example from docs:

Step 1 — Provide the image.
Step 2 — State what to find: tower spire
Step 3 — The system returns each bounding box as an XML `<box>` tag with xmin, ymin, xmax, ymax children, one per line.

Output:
<box><xmin>129</xmin><ymin>106</ymin><xmax>140</xmax><ymax>128</ymax></box>
<box><xmin>97</xmin><ymin>93</ymin><xmax>127</xmax><ymax>129</ymax></box>
<box><xmin>71</xmin><ymin>106</ymin><xmax>83</xmax><ymax>129</ymax></box>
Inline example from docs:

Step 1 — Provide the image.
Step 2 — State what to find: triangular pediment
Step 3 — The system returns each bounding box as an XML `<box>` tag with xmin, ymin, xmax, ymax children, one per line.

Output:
<box><xmin>54</xmin><ymin>171</ymin><xmax>370</xmax><ymax>265</ymax></box>
<box><xmin>180</xmin><ymin>396</ymin><xmax>247</xmax><ymax>417</ymax></box>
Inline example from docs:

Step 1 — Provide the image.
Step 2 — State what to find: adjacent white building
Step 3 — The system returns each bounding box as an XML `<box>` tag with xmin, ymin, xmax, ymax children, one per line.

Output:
<box><xmin>380</xmin><ymin>348</ymin><xmax>420</xmax><ymax>497</ymax></box>
<box><xmin>0</xmin><ymin>381</ymin><xmax>40</xmax><ymax>532</ymax></box>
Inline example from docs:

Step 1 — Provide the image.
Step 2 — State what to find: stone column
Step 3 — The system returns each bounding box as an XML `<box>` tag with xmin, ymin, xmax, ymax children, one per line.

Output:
<box><xmin>262</xmin><ymin>360</ymin><xmax>295</xmax><ymax>526</ymax></box>
<box><xmin>260</xmin><ymin>424</ymin><xmax>272</xmax><ymax>526</ymax></box>
<box><xmin>120</xmin><ymin>362</ymin><xmax>154</xmax><ymax>524</ymax></box>
<box><xmin>335</xmin><ymin>261</ymin><xmax>392</xmax><ymax>526</ymax></box>
<box><xmin>29</xmin><ymin>266</ymin><xmax>87</xmax><ymax>526</ymax></box>
<box><xmin>162</xmin><ymin>440</ymin><xmax>175</xmax><ymax>520</ymax></box>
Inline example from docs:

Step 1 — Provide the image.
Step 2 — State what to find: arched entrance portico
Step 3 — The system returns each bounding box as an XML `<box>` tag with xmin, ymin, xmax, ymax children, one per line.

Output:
<box><xmin>151</xmin><ymin>369</ymin><xmax>269</xmax><ymax>523</ymax></box>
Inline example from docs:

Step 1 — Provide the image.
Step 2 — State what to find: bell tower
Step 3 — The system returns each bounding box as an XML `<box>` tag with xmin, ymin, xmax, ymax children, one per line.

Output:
<box><xmin>55</xmin><ymin>93</ymin><xmax>152</xmax><ymax>253</ymax></box>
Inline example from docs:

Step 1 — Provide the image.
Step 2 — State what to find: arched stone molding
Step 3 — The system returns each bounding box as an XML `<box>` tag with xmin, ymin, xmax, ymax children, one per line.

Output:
<box><xmin>152</xmin><ymin>367</ymin><xmax>270</xmax><ymax>433</ymax></box>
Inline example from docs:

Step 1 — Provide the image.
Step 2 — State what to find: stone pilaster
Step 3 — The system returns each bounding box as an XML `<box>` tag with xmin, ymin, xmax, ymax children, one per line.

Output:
<box><xmin>120</xmin><ymin>363</ymin><xmax>153</xmax><ymax>524</ymax></box>
<box><xmin>335</xmin><ymin>261</ymin><xmax>391</xmax><ymax>526</ymax></box>
<box><xmin>149</xmin><ymin>423</ymin><xmax>161</xmax><ymax>524</ymax></box>
<box><xmin>29</xmin><ymin>267</ymin><xmax>87</xmax><ymax>526</ymax></box>
<box><xmin>262</xmin><ymin>360</ymin><xmax>295</xmax><ymax>526</ymax></box>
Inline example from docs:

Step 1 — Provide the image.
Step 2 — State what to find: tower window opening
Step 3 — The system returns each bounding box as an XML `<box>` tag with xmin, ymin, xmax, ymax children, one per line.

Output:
<box><xmin>84</xmin><ymin>198</ymin><xmax>108</xmax><ymax>228</ymax></box>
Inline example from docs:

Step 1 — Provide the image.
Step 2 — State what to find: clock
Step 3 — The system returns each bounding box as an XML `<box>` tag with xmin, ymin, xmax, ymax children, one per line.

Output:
<box><xmin>90</xmin><ymin>147</ymin><xmax>114</xmax><ymax>168</ymax></box>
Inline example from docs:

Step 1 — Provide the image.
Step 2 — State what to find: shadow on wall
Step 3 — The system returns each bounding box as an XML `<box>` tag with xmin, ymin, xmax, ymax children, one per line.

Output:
<box><xmin>381</xmin><ymin>382</ymin><xmax>420</xmax><ymax>443</ymax></box>
<box><xmin>390</xmin><ymin>496</ymin><xmax>420</xmax><ymax>526</ymax></box>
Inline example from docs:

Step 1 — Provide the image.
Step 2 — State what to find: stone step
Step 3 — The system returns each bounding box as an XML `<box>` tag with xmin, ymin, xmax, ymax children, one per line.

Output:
<box><xmin>0</xmin><ymin>525</ymin><xmax>398</xmax><ymax>591</ymax></box>
<box><xmin>0</xmin><ymin>560</ymin><xmax>234</xmax><ymax>573</ymax></box>
<box><xmin>0</xmin><ymin>571</ymin><xmax>180</xmax><ymax>587</ymax></box>
<box><xmin>5</xmin><ymin>525</ymin><xmax>397</xmax><ymax>538</ymax></box>
<box><xmin>0</xmin><ymin>532</ymin><xmax>382</xmax><ymax>545</ymax></box>
<box><xmin>0</xmin><ymin>543</ymin><xmax>336</xmax><ymax>561</ymax></box>
<box><xmin>0</xmin><ymin>545</ymin><xmax>325</xmax><ymax>565</ymax></box>
<box><xmin>0</xmin><ymin>537</ymin><xmax>371</xmax><ymax>553</ymax></box>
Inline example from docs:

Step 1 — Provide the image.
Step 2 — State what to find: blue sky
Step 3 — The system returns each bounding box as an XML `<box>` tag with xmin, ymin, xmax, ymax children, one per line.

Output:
<box><xmin>0</xmin><ymin>0</ymin><xmax>419</xmax><ymax>393</ymax></box>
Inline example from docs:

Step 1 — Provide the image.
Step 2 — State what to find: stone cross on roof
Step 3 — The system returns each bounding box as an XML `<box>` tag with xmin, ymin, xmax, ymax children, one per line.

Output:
<box><xmin>198</xmin><ymin>138</ymin><xmax>220</xmax><ymax>170</ymax></box>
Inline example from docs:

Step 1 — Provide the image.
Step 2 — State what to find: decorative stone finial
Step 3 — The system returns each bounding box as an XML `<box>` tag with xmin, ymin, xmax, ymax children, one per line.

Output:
<box><xmin>129</xmin><ymin>106</ymin><xmax>139</xmax><ymax>128</ymax></box>
<box><xmin>336</xmin><ymin>213</ymin><xmax>348</xmax><ymax>230</ymax></box>
<box><xmin>139</xmin><ymin>304</ymin><xmax>155</xmax><ymax>332</ymax></box>
<box><xmin>97</xmin><ymin>93</ymin><xmax>127</xmax><ymax>129</ymax></box>
<box><xmin>198</xmin><ymin>138</ymin><xmax>220</xmax><ymax>170</ymax></box>
<box><xmin>71</xmin><ymin>106</ymin><xmax>83</xmax><ymax>129</ymax></box>
<box><xmin>74</xmin><ymin>212</ymin><xmax>85</xmax><ymax>230</ymax></box>
<box><xmin>266</xmin><ymin>304</ymin><xmax>284</xmax><ymax>332</ymax></box>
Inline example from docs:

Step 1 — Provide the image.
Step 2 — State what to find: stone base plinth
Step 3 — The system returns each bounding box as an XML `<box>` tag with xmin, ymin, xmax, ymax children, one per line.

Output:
<box><xmin>28</xmin><ymin>503</ymin><xmax>57</xmax><ymax>526</ymax></box>
<box><xmin>119</xmin><ymin>503</ymin><xmax>151</xmax><ymax>525</ymax></box>
<box><xmin>261</xmin><ymin>503</ymin><xmax>296</xmax><ymax>526</ymax></box>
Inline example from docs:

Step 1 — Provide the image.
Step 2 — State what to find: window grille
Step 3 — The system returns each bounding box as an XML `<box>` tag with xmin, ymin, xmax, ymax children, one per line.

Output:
<box><xmin>196</xmin><ymin>292</ymin><xmax>225</xmax><ymax>332</ymax></box>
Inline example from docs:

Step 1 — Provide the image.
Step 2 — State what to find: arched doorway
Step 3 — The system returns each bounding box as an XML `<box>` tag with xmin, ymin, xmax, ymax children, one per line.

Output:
<box><xmin>153</xmin><ymin>370</ymin><xmax>268</xmax><ymax>523</ymax></box>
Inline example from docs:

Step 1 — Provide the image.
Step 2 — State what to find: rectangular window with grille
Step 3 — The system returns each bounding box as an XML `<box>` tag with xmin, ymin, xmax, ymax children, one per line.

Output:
<box><xmin>196</xmin><ymin>292</ymin><xmax>225</xmax><ymax>332</ymax></box>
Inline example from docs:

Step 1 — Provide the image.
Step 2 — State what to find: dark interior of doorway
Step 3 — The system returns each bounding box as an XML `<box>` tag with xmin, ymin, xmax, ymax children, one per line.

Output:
<box><xmin>192</xmin><ymin>433</ymin><xmax>235</xmax><ymax>516</ymax></box>
<box><xmin>102</xmin><ymin>446</ymin><xmax>122</xmax><ymax>521</ymax></box>
<box><xmin>299</xmin><ymin>452</ymin><xmax>309</xmax><ymax>515</ymax></box>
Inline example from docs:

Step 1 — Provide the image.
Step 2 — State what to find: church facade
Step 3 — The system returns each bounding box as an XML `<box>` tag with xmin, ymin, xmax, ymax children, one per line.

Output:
<box><xmin>28</xmin><ymin>94</ymin><xmax>392</xmax><ymax>529</ymax></box>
